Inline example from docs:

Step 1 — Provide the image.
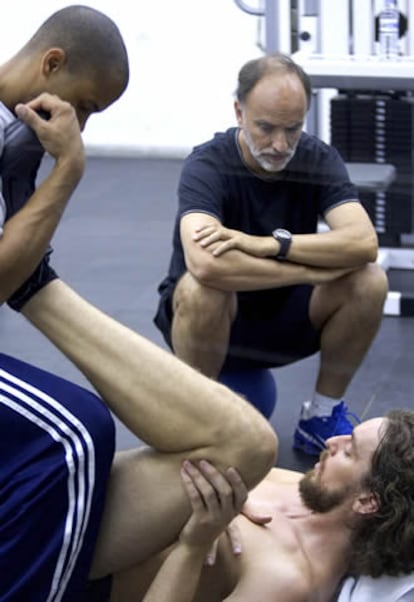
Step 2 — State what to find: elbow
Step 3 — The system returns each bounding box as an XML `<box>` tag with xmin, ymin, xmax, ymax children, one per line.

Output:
<box><xmin>366</xmin><ymin>247</ymin><xmax>378</xmax><ymax>263</ymax></box>
<box><xmin>188</xmin><ymin>256</ymin><xmax>224</xmax><ymax>287</ymax></box>
<box><xmin>352</xmin><ymin>230</ymin><xmax>379</xmax><ymax>264</ymax></box>
<box><xmin>363</xmin><ymin>232</ymin><xmax>379</xmax><ymax>263</ymax></box>
<box><xmin>239</xmin><ymin>418</ymin><xmax>279</xmax><ymax>489</ymax></box>
<box><xmin>357</xmin><ymin>244</ymin><xmax>378</xmax><ymax>265</ymax></box>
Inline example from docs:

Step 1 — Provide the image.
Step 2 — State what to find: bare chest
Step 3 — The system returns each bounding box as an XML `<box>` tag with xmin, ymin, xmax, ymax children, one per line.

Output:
<box><xmin>212</xmin><ymin>506</ymin><xmax>342</xmax><ymax>601</ymax></box>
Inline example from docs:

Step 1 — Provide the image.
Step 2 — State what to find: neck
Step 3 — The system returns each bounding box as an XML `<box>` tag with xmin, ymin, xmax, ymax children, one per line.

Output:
<box><xmin>300</xmin><ymin>507</ymin><xmax>352</xmax><ymax>563</ymax></box>
<box><xmin>293</xmin><ymin>512</ymin><xmax>352</xmax><ymax>600</ymax></box>
<box><xmin>0</xmin><ymin>54</ymin><xmax>35</xmax><ymax>112</ymax></box>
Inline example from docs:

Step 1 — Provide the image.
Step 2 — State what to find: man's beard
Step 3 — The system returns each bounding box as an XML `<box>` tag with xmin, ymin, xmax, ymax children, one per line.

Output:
<box><xmin>243</xmin><ymin>128</ymin><xmax>295</xmax><ymax>173</ymax></box>
<box><xmin>299</xmin><ymin>466</ymin><xmax>353</xmax><ymax>513</ymax></box>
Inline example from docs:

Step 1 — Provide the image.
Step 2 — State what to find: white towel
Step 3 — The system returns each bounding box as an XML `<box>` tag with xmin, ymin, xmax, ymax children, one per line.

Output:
<box><xmin>337</xmin><ymin>575</ymin><xmax>414</xmax><ymax>601</ymax></box>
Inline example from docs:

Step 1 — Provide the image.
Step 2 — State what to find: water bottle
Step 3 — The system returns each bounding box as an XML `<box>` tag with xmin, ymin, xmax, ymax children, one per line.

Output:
<box><xmin>378</xmin><ymin>0</ymin><xmax>399</xmax><ymax>59</ymax></box>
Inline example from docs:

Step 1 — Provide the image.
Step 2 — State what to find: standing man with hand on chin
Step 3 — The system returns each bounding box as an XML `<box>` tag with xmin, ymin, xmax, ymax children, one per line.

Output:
<box><xmin>154</xmin><ymin>52</ymin><xmax>389</xmax><ymax>455</ymax></box>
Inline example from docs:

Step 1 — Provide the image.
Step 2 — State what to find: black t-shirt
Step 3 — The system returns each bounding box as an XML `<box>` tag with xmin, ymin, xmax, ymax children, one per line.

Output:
<box><xmin>158</xmin><ymin>127</ymin><xmax>358</xmax><ymax>295</ymax></box>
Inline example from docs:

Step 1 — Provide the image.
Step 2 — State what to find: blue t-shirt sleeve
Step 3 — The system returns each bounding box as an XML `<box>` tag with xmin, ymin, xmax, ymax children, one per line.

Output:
<box><xmin>178</xmin><ymin>154</ymin><xmax>225</xmax><ymax>222</ymax></box>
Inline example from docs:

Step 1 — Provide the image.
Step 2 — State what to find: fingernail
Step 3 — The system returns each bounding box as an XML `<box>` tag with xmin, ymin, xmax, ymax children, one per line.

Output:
<box><xmin>207</xmin><ymin>555</ymin><xmax>214</xmax><ymax>566</ymax></box>
<box><xmin>234</xmin><ymin>546</ymin><xmax>242</xmax><ymax>555</ymax></box>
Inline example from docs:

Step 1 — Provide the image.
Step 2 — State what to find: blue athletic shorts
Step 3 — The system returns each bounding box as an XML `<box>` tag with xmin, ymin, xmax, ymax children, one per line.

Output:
<box><xmin>0</xmin><ymin>353</ymin><xmax>116</xmax><ymax>601</ymax></box>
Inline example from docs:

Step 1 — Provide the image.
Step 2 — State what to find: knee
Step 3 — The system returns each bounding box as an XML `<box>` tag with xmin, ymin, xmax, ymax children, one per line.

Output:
<box><xmin>235</xmin><ymin>414</ymin><xmax>278</xmax><ymax>488</ymax></box>
<box><xmin>212</xmin><ymin>384</ymin><xmax>278</xmax><ymax>488</ymax></box>
<box><xmin>85</xmin><ymin>400</ymin><xmax>116</xmax><ymax>468</ymax></box>
<box><xmin>173</xmin><ymin>274</ymin><xmax>235</xmax><ymax>323</ymax></box>
<box><xmin>348</xmin><ymin>263</ymin><xmax>388</xmax><ymax>310</ymax></box>
<box><xmin>243</xmin><ymin>417</ymin><xmax>279</xmax><ymax>486</ymax></box>
<box><xmin>194</xmin><ymin>378</ymin><xmax>279</xmax><ymax>488</ymax></box>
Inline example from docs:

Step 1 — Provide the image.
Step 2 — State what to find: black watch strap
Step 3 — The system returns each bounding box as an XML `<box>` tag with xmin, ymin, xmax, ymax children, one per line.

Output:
<box><xmin>272</xmin><ymin>228</ymin><xmax>292</xmax><ymax>260</ymax></box>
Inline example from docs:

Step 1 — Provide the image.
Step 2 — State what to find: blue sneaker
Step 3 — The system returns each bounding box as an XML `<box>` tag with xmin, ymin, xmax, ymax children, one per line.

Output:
<box><xmin>293</xmin><ymin>401</ymin><xmax>361</xmax><ymax>455</ymax></box>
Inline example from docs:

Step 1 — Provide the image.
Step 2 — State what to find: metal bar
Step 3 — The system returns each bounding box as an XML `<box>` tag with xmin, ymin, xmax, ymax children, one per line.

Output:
<box><xmin>233</xmin><ymin>0</ymin><xmax>265</xmax><ymax>16</ymax></box>
<box><xmin>265</xmin><ymin>0</ymin><xmax>278</xmax><ymax>51</ymax></box>
<box><xmin>304</xmin><ymin>0</ymin><xmax>319</xmax><ymax>13</ymax></box>
<box><xmin>265</xmin><ymin>0</ymin><xmax>292</xmax><ymax>53</ymax></box>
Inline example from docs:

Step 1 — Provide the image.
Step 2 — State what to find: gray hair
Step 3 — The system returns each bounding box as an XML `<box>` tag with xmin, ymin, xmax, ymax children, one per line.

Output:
<box><xmin>236</xmin><ymin>53</ymin><xmax>311</xmax><ymax>108</ymax></box>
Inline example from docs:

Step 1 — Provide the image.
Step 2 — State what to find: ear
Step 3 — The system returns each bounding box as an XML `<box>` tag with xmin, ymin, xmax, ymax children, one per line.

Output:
<box><xmin>352</xmin><ymin>491</ymin><xmax>379</xmax><ymax>515</ymax></box>
<box><xmin>234</xmin><ymin>100</ymin><xmax>243</xmax><ymax>126</ymax></box>
<box><xmin>41</xmin><ymin>48</ymin><xmax>66</xmax><ymax>77</ymax></box>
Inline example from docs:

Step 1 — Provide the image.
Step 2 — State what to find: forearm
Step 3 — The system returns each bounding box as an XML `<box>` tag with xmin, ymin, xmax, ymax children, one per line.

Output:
<box><xmin>22</xmin><ymin>279</ymin><xmax>276</xmax><ymax>485</ymax></box>
<box><xmin>195</xmin><ymin>249</ymin><xmax>351</xmax><ymax>291</ymax></box>
<box><xmin>0</xmin><ymin>159</ymin><xmax>82</xmax><ymax>303</ymax></box>
<box><xmin>286</xmin><ymin>228</ymin><xmax>378</xmax><ymax>268</ymax></box>
<box><xmin>143</xmin><ymin>543</ymin><xmax>206</xmax><ymax>602</ymax></box>
<box><xmin>287</xmin><ymin>202</ymin><xmax>378</xmax><ymax>268</ymax></box>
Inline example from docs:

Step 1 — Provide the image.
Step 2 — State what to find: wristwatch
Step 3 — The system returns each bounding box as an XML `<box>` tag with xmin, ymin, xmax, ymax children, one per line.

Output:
<box><xmin>272</xmin><ymin>228</ymin><xmax>292</xmax><ymax>260</ymax></box>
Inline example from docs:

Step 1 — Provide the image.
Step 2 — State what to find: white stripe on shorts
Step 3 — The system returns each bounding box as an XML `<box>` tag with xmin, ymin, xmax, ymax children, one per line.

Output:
<box><xmin>0</xmin><ymin>368</ymin><xmax>96</xmax><ymax>602</ymax></box>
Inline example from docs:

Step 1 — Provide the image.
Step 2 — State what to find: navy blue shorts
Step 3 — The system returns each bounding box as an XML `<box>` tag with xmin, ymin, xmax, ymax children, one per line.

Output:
<box><xmin>0</xmin><ymin>353</ymin><xmax>115</xmax><ymax>601</ymax></box>
<box><xmin>154</xmin><ymin>283</ymin><xmax>320</xmax><ymax>370</ymax></box>
<box><xmin>85</xmin><ymin>576</ymin><xmax>112</xmax><ymax>601</ymax></box>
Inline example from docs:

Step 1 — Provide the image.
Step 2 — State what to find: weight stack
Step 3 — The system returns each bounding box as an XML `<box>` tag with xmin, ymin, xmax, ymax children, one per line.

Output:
<box><xmin>330</xmin><ymin>91</ymin><xmax>414</xmax><ymax>244</ymax></box>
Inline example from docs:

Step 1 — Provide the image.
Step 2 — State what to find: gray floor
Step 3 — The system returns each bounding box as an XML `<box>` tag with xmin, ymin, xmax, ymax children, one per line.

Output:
<box><xmin>3</xmin><ymin>155</ymin><xmax>414</xmax><ymax>474</ymax></box>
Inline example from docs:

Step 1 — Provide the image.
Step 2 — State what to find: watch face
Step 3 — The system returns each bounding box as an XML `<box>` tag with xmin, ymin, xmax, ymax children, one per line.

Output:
<box><xmin>275</xmin><ymin>228</ymin><xmax>290</xmax><ymax>240</ymax></box>
<box><xmin>272</xmin><ymin>228</ymin><xmax>292</xmax><ymax>260</ymax></box>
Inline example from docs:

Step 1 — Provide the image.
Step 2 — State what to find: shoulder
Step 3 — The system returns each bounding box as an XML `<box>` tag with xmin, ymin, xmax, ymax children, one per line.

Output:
<box><xmin>0</xmin><ymin>101</ymin><xmax>16</xmax><ymax>158</ymax></box>
<box><xmin>294</xmin><ymin>132</ymin><xmax>343</xmax><ymax>164</ymax></box>
<box><xmin>0</xmin><ymin>102</ymin><xmax>15</xmax><ymax>230</ymax></box>
<box><xmin>191</xmin><ymin>128</ymin><xmax>238</xmax><ymax>154</ymax></box>
<box><xmin>183</xmin><ymin>128</ymin><xmax>239</xmax><ymax>170</ymax></box>
<box><xmin>0</xmin><ymin>113</ymin><xmax>44</xmax><ymax>178</ymax></box>
<box><xmin>286</xmin><ymin>133</ymin><xmax>350</xmax><ymax>188</ymax></box>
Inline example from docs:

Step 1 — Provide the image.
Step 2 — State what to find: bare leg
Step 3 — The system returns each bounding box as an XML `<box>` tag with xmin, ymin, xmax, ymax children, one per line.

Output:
<box><xmin>22</xmin><ymin>280</ymin><xmax>277</xmax><ymax>574</ymax></box>
<box><xmin>171</xmin><ymin>272</ymin><xmax>236</xmax><ymax>378</ymax></box>
<box><xmin>23</xmin><ymin>279</ymin><xmax>276</xmax><ymax>473</ymax></box>
<box><xmin>309</xmin><ymin>263</ymin><xmax>388</xmax><ymax>398</ymax></box>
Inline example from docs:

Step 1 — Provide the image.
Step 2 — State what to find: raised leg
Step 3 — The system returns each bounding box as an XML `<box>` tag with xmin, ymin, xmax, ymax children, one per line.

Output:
<box><xmin>22</xmin><ymin>279</ymin><xmax>277</xmax><ymax>574</ymax></box>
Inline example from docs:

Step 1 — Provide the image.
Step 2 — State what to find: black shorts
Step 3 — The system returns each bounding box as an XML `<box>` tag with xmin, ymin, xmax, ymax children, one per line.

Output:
<box><xmin>154</xmin><ymin>284</ymin><xmax>320</xmax><ymax>371</ymax></box>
